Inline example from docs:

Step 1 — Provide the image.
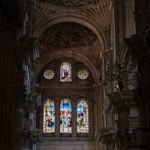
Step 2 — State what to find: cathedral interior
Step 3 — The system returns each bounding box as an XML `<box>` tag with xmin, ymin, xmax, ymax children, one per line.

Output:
<box><xmin>1</xmin><ymin>0</ymin><xmax>150</xmax><ymax>150</ymax></box>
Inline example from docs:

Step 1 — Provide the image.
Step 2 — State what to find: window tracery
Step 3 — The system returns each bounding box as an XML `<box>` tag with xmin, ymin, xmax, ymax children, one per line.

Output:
<box><xmin>44</xmin><ymin>69</ymin><xmax>55</xmax><ymax>80</ymax></box>
<box><xmin>41</xmin><ymin>61</ymin><xmax>93</xmax><ymax>136</ymax></box>
<box><xmin>77</xmin><ymin>69</ymin><xmax>89</xmax><ymax>80</ymax></box>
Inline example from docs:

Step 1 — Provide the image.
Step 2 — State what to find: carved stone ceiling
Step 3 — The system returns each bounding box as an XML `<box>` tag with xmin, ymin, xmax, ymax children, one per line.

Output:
<box><xmin>35</xmin><ymin>0</ymin><xmax>112</xmax><ymax>48</ymax></box>
<box><xmin>35</xmin><ymin>0</ymin><xmax>112</xmax><ymax>67</ymax></box>
<box><xmin>43</xmin><ymin>0</ymin><xmax>96</xmax><ymax>7</ymax></box>
<box><xmin>39</xmin><ymin>22</ymin><xmax>97</xmax><ymax>48</ymax></box>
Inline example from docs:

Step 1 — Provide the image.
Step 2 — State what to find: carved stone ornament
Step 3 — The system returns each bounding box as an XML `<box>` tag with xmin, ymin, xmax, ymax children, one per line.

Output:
<box><xmin>44</xmin><ymin>0</ymin><xmax>96</xmax><ymax>7</ymax></box>
<box><xmin>39</xmin><ymin>22</ymin><xmax>97</xmax><ymax>48</ymax></box>
<box><xmin>98</xmin><ymin>128</ymin><xmax>117</xmax><ymax>144</ymax></box>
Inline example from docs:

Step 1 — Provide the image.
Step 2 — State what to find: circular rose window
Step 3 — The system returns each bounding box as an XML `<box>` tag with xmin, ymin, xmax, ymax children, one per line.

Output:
<box><xmin>43</xmin><ymin>69</ymin><xmax>55</xmax><ymax>79</ymax></box>
<box><xmin>77</xmin><ymin>70</ymin><xmax>89</xmax><ymax>80</ymax></box>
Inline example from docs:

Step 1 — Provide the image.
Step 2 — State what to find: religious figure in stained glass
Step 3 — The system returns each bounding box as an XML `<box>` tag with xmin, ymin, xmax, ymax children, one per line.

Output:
<box><xmin>77</xmin><ymin>99</ymin><xmax>89</xmax><ymax>133</ymax></box>
<box><xmin>60</xmin><ymin>62</ymin><xmax>72</xmax><ymax>82</ymax></box>
<box><xmin>43</xmin><ymin>99</ymin><xmax>55</xmax><ymax>133</ymax></box>
<box><xmin>60</xmin><ymin>98</ymin><xmax>72</xmax><ymax>133</ymax></box>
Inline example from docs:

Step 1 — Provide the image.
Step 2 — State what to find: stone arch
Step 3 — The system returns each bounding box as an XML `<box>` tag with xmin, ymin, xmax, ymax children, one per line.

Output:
<box><xmin>33</xmin><ymin>14</ymin><xmax>107</xmax><ymax>51</ymax></box>
<box><xmin>34</xmin><ymin>50</ymin><xmax>100</xmax><ymax>83</ymax></box>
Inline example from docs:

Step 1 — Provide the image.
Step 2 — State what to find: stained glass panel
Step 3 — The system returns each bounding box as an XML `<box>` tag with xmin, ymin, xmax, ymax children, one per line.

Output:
<box><xmin>60</xmin><ymin>98</ymin><xmax>72</xmax><ymax>133</ymax></box>
<box><xmin>77</xmin><ymin>99</ymin><xmax>89</xmax><ymax>133</ymax></box>
<box><xmin>43</xmin><ymin>99</ymin><xmax>55</xmax><ymax>133</ymax></box>
<box><xmin>44</xmin><ymin>69</ymin><xmax>55</xmax><ymax>79</ymax></box>
<box><xmin>77</xmin><ymin>69</ymin><xmax>89</xmax><ymax>80</ymax></box>
<box><xmin>60</xmin><ymin>62</ymin><xmax>72</xmax><ymax>82</ymax></box>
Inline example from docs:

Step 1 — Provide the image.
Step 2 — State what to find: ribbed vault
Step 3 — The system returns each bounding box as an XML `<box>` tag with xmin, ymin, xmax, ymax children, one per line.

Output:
<box><xmin>33</xmin><ymin>0</ymin><xmax>113</xmax><ymax>84</ymax></box>
<box><xmin>42</xmin><ymin>0</ymin><xmax>96</xmax><ymax>7</ymax></box>
<box><xmin>39</xmin><ymin>22</ymin><xmax>97</xmax><ymax>48</ymax></box>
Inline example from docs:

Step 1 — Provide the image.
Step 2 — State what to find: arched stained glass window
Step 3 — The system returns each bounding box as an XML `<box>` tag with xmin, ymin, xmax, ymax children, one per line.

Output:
<box><xmin>43</xmin><ymin>99</ymin><xmax>55</xmax><ymax>133</ymax></box>
<box><xmin>77</xmin><ymin>99</ymin><xmax>89</xmax><ymax>133</ymax></box>
<box><xmin>60</xmin><ymin>98</ymin><xmax>72</xmax><ymax>133</ymax></box>
<box><xmin>60</xmin><ymin>62</ymin><xmax>72</xmax><ymax>82</ymax></box>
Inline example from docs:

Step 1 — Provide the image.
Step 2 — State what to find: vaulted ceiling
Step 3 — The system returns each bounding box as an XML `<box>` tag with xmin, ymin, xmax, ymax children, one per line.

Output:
<box><xmin>33</xmin><ymin>0</ymin><xmax>113</xmax><ymax>77</ymax></box>
<box><xmin>34</xmin><ymin>0</ymin><xmax>112</xmax><ymax>48</ymax></box>
<box><xmin>39</xmin><ymin>22</ymin><xmax>97</xmax><ymax>48</ymax></box>
<box><xmin>43</xmin><ymin>0</ymin><xmax>96</xmax><ymax>7</ymax></box>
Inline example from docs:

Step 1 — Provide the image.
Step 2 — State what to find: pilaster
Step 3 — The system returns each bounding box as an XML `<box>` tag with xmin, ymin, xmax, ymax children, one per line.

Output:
<box><xmin>89</xmin><ymin>101</ymin><xmax>94</xmax><ymax>138</ymax></box>
<box><xmin>55</xmin><ymin>100</ymin><xmax>60</xmax><ymax>137</ymax></box>
<box><xmin>72</xmin><ymin>99</ymin><xmax>77</xmax><ymax>137</ymax></box>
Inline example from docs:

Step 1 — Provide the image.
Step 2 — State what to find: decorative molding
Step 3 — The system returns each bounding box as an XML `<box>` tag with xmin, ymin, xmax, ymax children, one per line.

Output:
<box><xmin>39</xmin><ymin>22</ymin><xmax>97</xmax><ymax>48</ymax></box>
<box><xmin>107</xmin><ymin>90</ymin><xmax>135</xmax><ymax>111</ymax></box>
<box><xmin>42</xmin><ymin>0</ymin><xmax>96</xmax><ymax>7</ymax></box>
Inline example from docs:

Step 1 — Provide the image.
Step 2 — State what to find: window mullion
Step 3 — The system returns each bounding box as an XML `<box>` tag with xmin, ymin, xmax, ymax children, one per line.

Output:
<box><xmin>72</xmin><ymin>99</ymin><xmax>77</xmax><ymax>137</ymax></box>
<box><xmin>55</xmin><ymin>100</ymin><xmax>60</xmax><ymax>137</ymax></box>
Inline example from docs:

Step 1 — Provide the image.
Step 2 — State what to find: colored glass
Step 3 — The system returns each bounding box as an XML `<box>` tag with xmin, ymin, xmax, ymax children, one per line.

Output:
<box><xmin>44</xmin><ymin>69</ymin><xmax>55</xmax><ymax>79</ymax></box>
<box><xmin>60</xmin><ymin>62</ymin><xmax>72</xmax><ymax>82</ymax></box>
<box><xmin>60</xmin><ymin>98</ymin><xmax>72</xmax><ymax>133</ymax></box>
<box><xmin>77</xmin><ymin>70</ymin><xmax>89</xmax><ymax>80</ymax></box>
<box><xmin>77</xmin><ymin>99</ymin><xmax>89</xmax><ymax>133</ymax></box>
<box><xmin>43</xmin><ymin>99</ymin><xmax>55</xmax><ymax>133</ymax></box>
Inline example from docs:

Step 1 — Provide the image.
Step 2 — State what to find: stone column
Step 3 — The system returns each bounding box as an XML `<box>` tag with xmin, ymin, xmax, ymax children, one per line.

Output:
<box><xmin>94</xmin><ymin>84</ymin><xmax>104</xmax><ymax>150</ymax></box>
<box><xmin>95</xmin><ymin>84</ymin><xmax>103</xmax><ymax>131</ymax></box>
<box><xmin>72</xmin><ymin>99</ymin><xmax>77</xmax><ymax>137</ymax></box>
<box><xmin>0</xmin><ymin>29</ymin><xmax>18</xmax><ymax>150</ymax></box>
<box><xmin>55</xmin><ymin>100</ymin><xmax>60</xmax><ymax>137</ymax></box>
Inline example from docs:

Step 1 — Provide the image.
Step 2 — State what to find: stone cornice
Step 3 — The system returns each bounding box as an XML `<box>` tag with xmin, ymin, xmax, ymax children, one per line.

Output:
<box><xmin>97</xmin><ymin>128</ymin><xmax>117</xmax><ymax>143</ymax></box>
<box><xmin>38</xmin><ymin>85</ymin><xmax>94</xmax><ymax>90</ymax></box>
<box><xmin>107</xmin><ymin>90</ymin><xmax>135</xmax><ymax>111</ymax></box>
